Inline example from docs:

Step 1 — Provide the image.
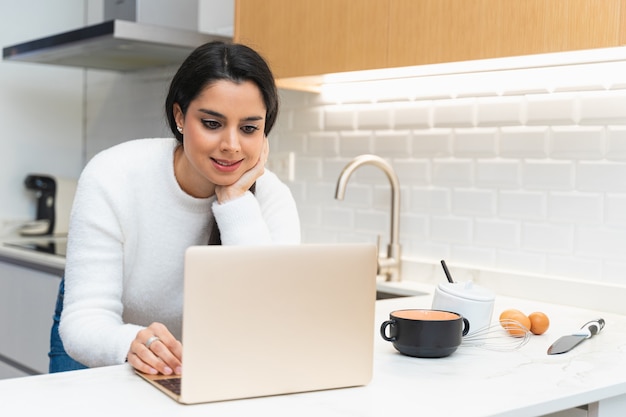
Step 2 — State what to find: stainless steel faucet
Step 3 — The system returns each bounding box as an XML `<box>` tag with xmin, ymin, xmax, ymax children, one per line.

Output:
<box><xmin>335</xmin><ymin>154</ymin><xmax>402</xmax><ymax>282</ymax></box>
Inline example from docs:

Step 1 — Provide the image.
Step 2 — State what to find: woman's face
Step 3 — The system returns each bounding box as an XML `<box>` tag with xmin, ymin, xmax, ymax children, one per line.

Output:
<box><xmin>174</xmin><ymin>79</ymin><xmax>266</xmax><ymax>198</ymax></box>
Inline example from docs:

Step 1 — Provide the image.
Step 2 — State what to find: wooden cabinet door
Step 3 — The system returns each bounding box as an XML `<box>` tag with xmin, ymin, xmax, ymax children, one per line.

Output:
<box><xmin>388</xmin><ymin>0</ymin><xmax>623</xmax><ymax>67</ymax></box>
<box><xmin>235</xmin><ymin>0</ymin><xmax>390</xmax><ymax>79</ymax></box>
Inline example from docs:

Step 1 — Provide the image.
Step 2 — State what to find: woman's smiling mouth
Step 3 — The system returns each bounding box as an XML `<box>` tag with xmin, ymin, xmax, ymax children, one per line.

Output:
<box><xmin>211</xmin><ymin>157</ymin><xmax>243</xmax><ymax>172</ymax></box>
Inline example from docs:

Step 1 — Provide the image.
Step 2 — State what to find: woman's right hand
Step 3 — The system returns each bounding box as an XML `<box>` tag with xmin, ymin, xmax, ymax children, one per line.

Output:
<box><xmin>127</xmin><ymin>322</ymin><xmax>183</xmax><ymax>375</ymax></box>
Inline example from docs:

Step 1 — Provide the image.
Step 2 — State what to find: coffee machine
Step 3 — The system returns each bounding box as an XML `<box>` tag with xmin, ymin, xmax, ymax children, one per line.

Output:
<box><xmin>21</xmin><ymin>174</ymin><xmax>76</xmax><ymax>236</ymax></box>
<box><xmin>21</xmin><ymin>174</ymin><xmax>56</xmax><ymax>235</ymax></box>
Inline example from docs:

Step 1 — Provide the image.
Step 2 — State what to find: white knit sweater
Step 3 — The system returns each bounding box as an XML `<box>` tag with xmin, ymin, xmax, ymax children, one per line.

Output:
<box><xmin>59</xmin><ymin>138</ymin><xmax>301</xmax><ymax>367</ymax></box>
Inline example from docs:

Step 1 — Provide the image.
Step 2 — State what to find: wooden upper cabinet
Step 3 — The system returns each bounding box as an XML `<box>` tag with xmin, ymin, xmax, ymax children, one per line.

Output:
<box><xmin>235</xmin><ymin>0</ymin><xmax>626</xmax><ymax>90</ymax></box>
<box><xmin>388</xmin><ymin>0</ymin><xmax>623</xmax><ymax>67</ymax></box>
<box><xmin>234</xmin><ymin>0</ymin><xmax>390</xmax><ymax>79</ymax></box>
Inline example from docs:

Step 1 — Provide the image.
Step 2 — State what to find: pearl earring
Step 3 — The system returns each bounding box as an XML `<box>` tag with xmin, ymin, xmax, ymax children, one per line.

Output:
<box><xmin>177</xmin><ymin>126</ymin><xmax>183</xmax><ymax>133</ymax></box>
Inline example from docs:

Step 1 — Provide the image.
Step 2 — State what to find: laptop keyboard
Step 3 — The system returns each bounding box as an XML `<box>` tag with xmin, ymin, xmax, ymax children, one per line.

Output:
<box><xmin>155</xmin><ymin>377</ymin><xmax>182</xmax><ymax>395</ymax></box>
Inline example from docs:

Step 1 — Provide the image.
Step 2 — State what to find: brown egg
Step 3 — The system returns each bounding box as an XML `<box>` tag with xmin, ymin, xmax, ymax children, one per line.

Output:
<box><xmin>528</xmin><ymin>311</ymin><xmax>550</xmax><ymax>335</ymax></box>
<box><xmin>499</xmin><ymin>309</ymin><xmax>531</xmax><ymax>337</ymax></box>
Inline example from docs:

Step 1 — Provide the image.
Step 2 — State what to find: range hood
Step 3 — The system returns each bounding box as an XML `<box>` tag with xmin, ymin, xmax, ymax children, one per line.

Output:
<box><xmin>2</xmin><ymin>19</ymin><xmax>230</xmax><ymax>71</ymax></box>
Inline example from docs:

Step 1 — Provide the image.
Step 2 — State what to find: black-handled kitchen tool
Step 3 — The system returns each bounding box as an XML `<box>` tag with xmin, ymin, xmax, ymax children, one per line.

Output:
<box><xmin>547</xmin><ymin>318</ymin><xmax>605</xmax><ymax>355</ymax></box>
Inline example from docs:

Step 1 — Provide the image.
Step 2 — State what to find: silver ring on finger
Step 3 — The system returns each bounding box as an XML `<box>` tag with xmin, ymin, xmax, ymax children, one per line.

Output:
<box><xmin>145</xmin><ymin>336</ymin><xmax>160</xmax><ymax>349</ymax></box>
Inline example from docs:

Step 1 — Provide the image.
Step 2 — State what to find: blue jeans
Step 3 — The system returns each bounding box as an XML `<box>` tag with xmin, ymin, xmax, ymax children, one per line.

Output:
<box><xmin>48</xmin><ymin>279</ymin><xmax>88</xmax><ymax>373</ymax></box>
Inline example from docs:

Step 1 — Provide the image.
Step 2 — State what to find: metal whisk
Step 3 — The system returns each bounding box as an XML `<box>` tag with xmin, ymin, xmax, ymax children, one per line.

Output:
<box><xmin>461</xmin><ymin>319</ymin><xmax>531</xmax><ymax>351</ymax></box>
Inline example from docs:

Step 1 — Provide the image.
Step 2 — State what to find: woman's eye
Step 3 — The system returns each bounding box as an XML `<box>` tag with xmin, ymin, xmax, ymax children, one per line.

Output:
<box><xmin>241</xmin><ymin>125</ymin><xmax>260</xmax><ymax>134</ymax></box>
<box><xmin>202</xmin><ymin>119</ymin><xmax>221</xmax><ymax>129</ymax></box>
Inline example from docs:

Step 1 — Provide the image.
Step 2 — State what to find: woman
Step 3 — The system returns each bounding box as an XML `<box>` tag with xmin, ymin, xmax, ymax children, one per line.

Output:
<box><xmin>49</xmin><ymin>41</ymin><xmax>301</xmax><ymax>376</ymax></box>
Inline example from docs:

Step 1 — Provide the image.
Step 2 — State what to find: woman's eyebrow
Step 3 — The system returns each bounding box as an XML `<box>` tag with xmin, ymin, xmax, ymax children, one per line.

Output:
<box><xmin>198</xmin><ymin>109</ymin><xmax>264</xmax><ymax>122</ymax></box>
<box><xmin>198</xmin><ymin>109</ymin><xmax>225</xmax><ymax>118</ymax></box>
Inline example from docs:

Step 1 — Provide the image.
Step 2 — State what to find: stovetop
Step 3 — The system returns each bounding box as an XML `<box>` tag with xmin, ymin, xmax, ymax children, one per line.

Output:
<box><xmin>3</xmin><ymin>238</ymin><xmax>67</xmax><ymax>257</ymax></box>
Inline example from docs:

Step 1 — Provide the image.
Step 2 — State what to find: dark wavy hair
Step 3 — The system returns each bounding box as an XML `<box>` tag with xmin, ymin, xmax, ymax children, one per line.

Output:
<box><xmin>165</xmin><ymin>41</ymin><xmax>278</xmax><ymax>245</ymax></box>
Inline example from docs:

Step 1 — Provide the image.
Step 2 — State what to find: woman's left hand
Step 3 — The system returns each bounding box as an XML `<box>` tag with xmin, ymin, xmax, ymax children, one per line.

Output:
<box><xmin>127</xmin><ymin>322</ymin><xmax>183</xmax><ymax>375</ymax></box>
<box><xmin>215</xmin><ymin>136</ymin><xmax>269</xmax><ymax>204</ymax></box>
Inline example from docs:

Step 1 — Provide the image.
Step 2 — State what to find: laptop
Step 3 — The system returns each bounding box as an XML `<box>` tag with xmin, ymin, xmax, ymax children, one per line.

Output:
<box><xmin>137</xmin><ymin>243</ymin><xmax>377</xmax><ymax>404</ymax></box>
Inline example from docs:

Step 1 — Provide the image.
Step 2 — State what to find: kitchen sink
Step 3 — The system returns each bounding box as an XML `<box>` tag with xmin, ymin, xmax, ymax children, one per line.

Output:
<box><xmin>376</xmin><ymin>290</ymin><xmax>429</xmax><ymax>300</ymax></box>
<box><xmin>376</xmin><ymin>291</ymin><xmax>412</xmax><ymax>300</ymax></box>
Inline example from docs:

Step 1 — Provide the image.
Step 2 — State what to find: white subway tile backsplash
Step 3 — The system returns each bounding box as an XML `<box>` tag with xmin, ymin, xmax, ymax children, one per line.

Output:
<box><xmin>605</xmin><ymin>194</ymin><xmax>626</xmax><ymax>226</ymax></box>
<box><xmin>576</xmin><ymin>226</ymin><xmax>626</xmax><ymax>258</ymax></box>
<box><xmin>338</xmin><ymin>131</ymin><xmax>373</xmax><ymax>156</ymax></box>
<box><xmin>548</xmin><ymin>192</ymin><xmax>603</xmax><ymax>223</ymax></box>
<box><xmin>356</xmin><ymin>104</ymin><xmax>393</xmax><ymax>130</ymax></box>
<box><xmin>606</xmin><ymin>126</ymin><xmax>626</xmax><ymax>160</ymax></box>
<box><xmin>303</xmin><ymin>227</ymin><xmax>337</xmax><ymax>244</ymax></box>
<box><xmin>392</xmin><ymin>101</ymin><xmax>432</xmax><ymax>129</ymax></box>
<box><xmin>453</xmin><ymin>128</ymin><xmax>498</xmax><ymax>157</ymax></box>
<box><xmin>579</xmin><ymin>90</ymin><xmax>626</xmax><ymax>125</ymax></box>
<box><xmin>306</xmin><ymin>132</ymin><xmax>339</xmax><ymax>157</ymax></box>
<box><xmin>522</xmin><ymin>222</ymin><xmax>574</xmax><ymax>254</ymax></box>
<box><xmin>522</xmin><ymin>161</ymin><xmax>574</xmax><ymax>190</ymax></box>
<box><xmin>355</xmin><ymin>210</ymin><xmax>389</xmax><ymax>234</ymax></box>
<box><xmin>499</xmin><ymin>126</ymin><xmax>549</xmax><ymax>158</ymax></box>
<box><xmin>411</xmin><ymin>129</ymin><xmax>453</xmax><ymax>158</ymax></box>
<box><xmin>409</xmin><ymin>187</ymin><xmax>451</xmax><ymax>214</ymax></box>
<box><xmin>373</xmin><ymin>131</ymin><xmax>410</xmax><ymax>156</ymax></box>
<box><xmin>323</xmin><ymin>158</ymin><xmax>354</xmax><ymax>182</ymax></box>
<box><xmin>475</xmin><ymin>160</ymin><xmax>520</xmax><ymax>188</ymax></box>
<box><xmin>430</xmin><ymin>216</ymin><xmax>472</xmax><ymax>243</ymax></box>
<box><xmin>432</xmin><ymin>159</ymin><xmax>474</xmax><ymax>187</ymax></box>
<box><xmin>498</xmin><ymin>191</ymin><xmax>546</xmax><ymax>220</ymax></box>
<box><xmin>294</xmin><ymin>157</ymin><xmax>323</xmax><ymax>181</ymax></box>
<box><xmin>450</xmin><ymin>246</ymin><xmax>496</xmax><ymax>268</ymax></box>
<box><xmin>270</xmin><ymin>132</ymin><xmax>306</xmax><ymax>153</ymax></box>
<box><xmin>306</xmin><ymin>183</ymin><xmax>338</xmax><ymax>205</ymax></box>
<box><xmin>473</xmin><ymin>219</ymin><xmax>519</xmax><ymax>248</ymax></box>
<box><xmin>577</xmin><ymin>162</ymin><xmax>626</xmax><ymax>193</ymax></box>
<box><xmin>525</xmin><ymin>92</ymin><xmax>578</xmax><ymax>125</ymax></box>
<box><xmin>372</xmin><ymin>186</ymin><xmax>395</xmax><ymax>212</ymax></box>
<box><xmin>296</xmin><ymin>205</ymin><xmax>322</xmax><ymax>227</ymax></box>
<box><xmin>86</xmin><ymin>58</ymin><xmax>626</xmax><ymax>286</ymax></box>
<box><xmin>476</xmin><ymin>96</ymin><xmax>523</xmax><ymax>126</ymax></box>
<box><xmin>433</xmin><ymin>97</ymin><xmax>476</xmax><ymax>127</ymax></box>
<box><xmin>321</xmin><ymin>208</ymin><xmax>355</xmax><ymax>231</ymax></box>
<box><xmin>495</xmin><ymin>250</ymin><xmax>546</xmax><ymax>274</ymax></box>
<box><xmin>292</xmin><ymin>107</ymin><xmax>323</xmax><ymax>132</ymax></box>
<box><xmin>400</xmin><ymin>213</ymin><xmax>428</xmax><ymax>238</ymax></box>
<box><xmin>323</xmin><ymin>104</ymin><xmax>356</xmax><ymax>131</ymax></box>
<box><xmin>549</xmin><ymin>126</ymin><xmax>605</xmax><ymax>159</ymax></box>
<box><xmin>452</xmin><ymin>189</ymin><xmax>496</xmax><ymax>216</ymax></box>
<box><xmin>393</xmin><ymin>160</ymin><xmax>430</xmax><ymax>186</ymax></box>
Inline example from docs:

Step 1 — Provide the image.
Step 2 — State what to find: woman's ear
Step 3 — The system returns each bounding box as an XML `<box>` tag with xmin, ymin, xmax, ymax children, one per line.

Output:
<box><xmin>173</xmin><ymin>103</ymin><xmax>184</xmax><ymax>130</ymax></box>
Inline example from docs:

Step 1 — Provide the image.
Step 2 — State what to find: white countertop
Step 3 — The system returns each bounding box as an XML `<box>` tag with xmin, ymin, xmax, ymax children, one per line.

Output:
<box><xmin>0</xmin><ymin>235</ymin><xmax>66</xmax><ymax>275</ymax></box>
<box><xmin>1</xmin><ymin>294</ymin><xmax>625</xmax><ymax>417</ymax></box>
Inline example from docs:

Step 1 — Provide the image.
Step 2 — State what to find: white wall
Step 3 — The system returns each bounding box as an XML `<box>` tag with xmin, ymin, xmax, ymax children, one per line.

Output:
<box><xmin>0</xmin><ymin>1</ymin><xmax>84</xmax><ymax>226</ymax></box>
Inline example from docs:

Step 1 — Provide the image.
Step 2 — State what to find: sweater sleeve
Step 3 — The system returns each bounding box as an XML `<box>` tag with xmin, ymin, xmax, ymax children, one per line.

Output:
<box><xmin>212</xmin><ymin>170</ymin><xmax>301</xmax><ymax>245</ymax></box>
<box><xmin>59</xmin><ymin>154</ymin><xmax>143</xmax><ymax>368</ymax></box>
